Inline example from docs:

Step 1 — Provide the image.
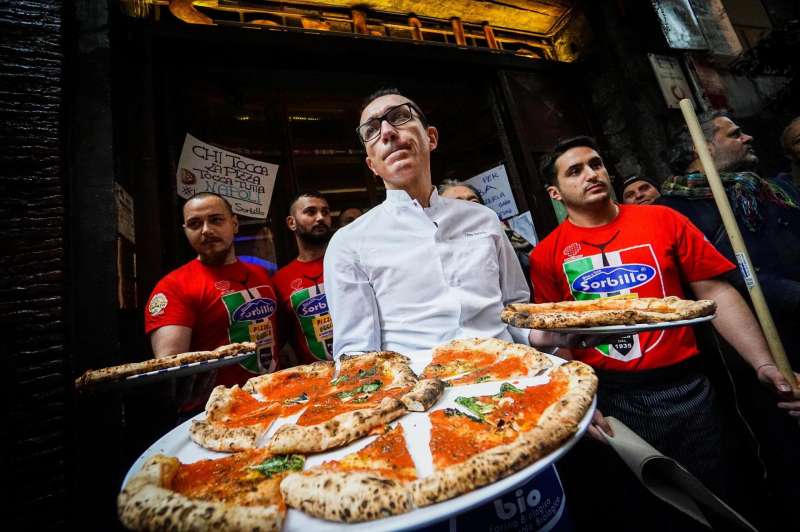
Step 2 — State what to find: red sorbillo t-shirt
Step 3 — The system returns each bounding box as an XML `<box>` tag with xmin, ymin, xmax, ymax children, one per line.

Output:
<box><xmin>144</xmin><ymin>259</ymin><xmax>280</xmax><ymax>388</ymax></box>
<box><xmin>530</xmin><ymin>204</ymin><xmax>735</xmax><ymax>371</ymax></box>
<box><xmin>272</xmin><ymin>257</ymin><xmax>334</xmax><ymax>363</ymax></box>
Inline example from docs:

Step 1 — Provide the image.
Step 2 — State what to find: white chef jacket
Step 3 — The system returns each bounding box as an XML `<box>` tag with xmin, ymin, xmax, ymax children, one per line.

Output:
<box><xmin>324</xmin><ymin>187</ymin><xmax>531</xmax><ymax>357</ymax></box>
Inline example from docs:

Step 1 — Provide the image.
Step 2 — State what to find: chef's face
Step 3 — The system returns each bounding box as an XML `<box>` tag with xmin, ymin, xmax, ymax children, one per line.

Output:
<box><xmin>360</xmin><ymin>94</ymin><xmax>438</xmax><ymax>191</ymax></box>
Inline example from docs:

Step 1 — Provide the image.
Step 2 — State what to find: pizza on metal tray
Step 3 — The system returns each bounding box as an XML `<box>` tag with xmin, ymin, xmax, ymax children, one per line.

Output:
<box><xmin>501</xmin><ymin>296</ymin><xmax>716</xmax><ymax>329</ymax></box>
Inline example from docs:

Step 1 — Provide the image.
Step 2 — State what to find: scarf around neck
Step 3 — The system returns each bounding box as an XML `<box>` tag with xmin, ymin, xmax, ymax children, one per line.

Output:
<box><xmin>661</xmin><ymin>171</ymin><xmax>799</xmax><ymax>232</ymax></box>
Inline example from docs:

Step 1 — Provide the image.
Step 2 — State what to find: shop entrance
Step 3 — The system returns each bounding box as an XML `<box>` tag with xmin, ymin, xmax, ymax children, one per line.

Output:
<box><xmin>159</xmin><ymin>67</ymin><xmax>514</xmax><ymax>272</ymax></box>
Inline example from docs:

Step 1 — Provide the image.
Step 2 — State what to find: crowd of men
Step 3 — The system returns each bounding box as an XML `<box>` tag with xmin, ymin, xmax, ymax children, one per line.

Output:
<box><xmin>143</xmin><ymin>89</ymin><xmax>799</xmax><ymax>532</ymax></box>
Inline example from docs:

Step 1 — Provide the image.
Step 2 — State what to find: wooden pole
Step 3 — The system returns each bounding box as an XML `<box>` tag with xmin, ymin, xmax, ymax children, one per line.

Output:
<box><xmin>678</xmin><ymin>98</ymin><xmax>796</xmax><ymax>391</ymax></box>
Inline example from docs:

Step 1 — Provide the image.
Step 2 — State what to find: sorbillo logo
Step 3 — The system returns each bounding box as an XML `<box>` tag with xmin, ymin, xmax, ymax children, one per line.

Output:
<box><xmin>232</xmin><ymin>298</ymin><xmax>276</xmax><ymax>321</ymax></box>
<box><xmin>571</xmin><ymin>264</ymin><xmax>655</xmax><ymax>294</ymax></box>
<box><xmin>297</xmin><ymin>293</ymin><xmax>328</xmax><ymax>318</ymax></box>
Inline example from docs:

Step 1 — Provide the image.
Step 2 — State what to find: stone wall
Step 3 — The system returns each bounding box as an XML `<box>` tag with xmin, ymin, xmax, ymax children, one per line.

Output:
<box><xmin>0</xmin><ymin>0</ymin><xmax>71</xmax><ymax>527</ymax></box>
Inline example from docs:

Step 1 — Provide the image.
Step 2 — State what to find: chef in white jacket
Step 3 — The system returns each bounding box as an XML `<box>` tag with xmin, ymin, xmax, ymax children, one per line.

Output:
<box><xmin>323</xmin><ymin>88</ymin><xmax>573</xmax><ymax>532</ymax></box>
<box><xmin>325</xmin><ymin>89</ymin><xmax>530</xmax><ymax>357</ymax></box>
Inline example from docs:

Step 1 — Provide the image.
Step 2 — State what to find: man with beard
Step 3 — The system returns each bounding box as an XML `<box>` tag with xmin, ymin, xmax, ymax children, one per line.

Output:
<box><xmin>659</xmin><ymin>113</ymin><xmax>800</xmax><ymax>365</ymax></box>
<box><xmin>272</xmin><ymin>191</ymin><xmax>335</xmax><ymax>362</ymax></box>
<box><xmin>659</xmin><ymin>112</ymin><xmax>800</xmax><ymax>529</ymax></box>
<box><xmin>145</xmin><ymin>192</ymin><xmax>280</xmax><ymax>412</ymax></box>
<box><xmin>529</xmin><ymin>135</ymin><xmax>799</xmax><ymax>532</ymax></box>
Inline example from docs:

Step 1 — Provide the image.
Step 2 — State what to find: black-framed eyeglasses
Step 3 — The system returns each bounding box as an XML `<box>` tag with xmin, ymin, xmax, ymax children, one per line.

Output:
<box><xmin>356</xmin><ymin>103</ymin><xmax>425</xmax><ymax>143</ymax></box>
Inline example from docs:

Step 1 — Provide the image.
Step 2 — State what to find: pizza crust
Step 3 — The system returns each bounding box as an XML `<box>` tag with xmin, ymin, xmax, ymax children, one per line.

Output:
<box><xmin>118</xmin><ymin>454</ymin><xmax>283</xmax><ymax>532</ymax></box>
<box><xmin>75</xmin><ymin>342</ymin><xmax>257</xmax><ymax>390</ymax></box>
<box><xmin>280</xmin><ymin>471</ymin><xmax>413</xmax><ymax>522</ymax></box>
<box><xmin>400</xmin><ymin>378</ymin><xmax>445</xmax><ymax>412</ymax></box>
<box><xmin>501</xmin><ymin>297</ymin><xmax>716</xmax><ymax>329</ymax></box>
<box><xmin>423</xmin><ymin>337</ymin><xmax>553</xmax><ymax>382</ymax></box>
<box><xmin>242</xmin><ymin>360</ymin><xmax>334</xmax><ymax>395</ymax></box>
<box><xmin>268</xmin><ymin>396</ymin><xmax>407</xmax><ymax>454</ymax></box>
<box><xmin>410</xmin><ymin>423</ymin><xmax>574</xmax><ymax>508</ymax></box>
<box><xmin>189</xmin><ymin>385</ymin><xmax>278</xmax><ymax>452</ymax></box>
<box><xmin>339</xmin><ymin>351</ymin><xmax>418</xmax><ymax>389</ymax></box>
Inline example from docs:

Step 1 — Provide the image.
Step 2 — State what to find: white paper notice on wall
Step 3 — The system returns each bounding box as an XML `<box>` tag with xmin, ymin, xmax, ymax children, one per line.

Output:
<box><xmin>507</xmin><ymin>211</ymin><xmax>538</xmax><ymax>246</ymax></box>
<box><xmin>648</xmin><ymin>53</ymin><xmax>695</xmax><ymax>109</ymax></box>
<box><xmin>464</xmin><ymin>164</ymin><xmax>519</xmax><ymax>221</ymax></box>
<box><xmin>176</xmin><ymin>133</ymin><xmax>278</xmax><ymax>219</ymax></box>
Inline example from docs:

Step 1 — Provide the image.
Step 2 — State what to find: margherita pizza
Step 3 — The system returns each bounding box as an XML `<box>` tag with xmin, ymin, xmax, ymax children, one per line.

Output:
<box><xmin>421</xmin><ymin>337</ymin><xmax>552</xmax><ymax>385</ymax></box>
<box><xmin>501</xmin><ymin>296</ymin><xmax>716</xmax><ymax>329</ymax></box>
<box><xmin>118</xmin><ymin>448</ymin><xmax>304</xmax><ymax>531</ymax></box>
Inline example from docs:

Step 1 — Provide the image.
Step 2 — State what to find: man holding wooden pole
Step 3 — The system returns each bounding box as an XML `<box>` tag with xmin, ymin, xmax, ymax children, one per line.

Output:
<box><xmin>659</xmin><ymin>101</ymin><xmax>800</xmax><ymax>528</ymax></box>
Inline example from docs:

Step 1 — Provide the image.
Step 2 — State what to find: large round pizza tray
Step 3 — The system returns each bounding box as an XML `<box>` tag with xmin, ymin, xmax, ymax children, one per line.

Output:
<box><xmin>122</xmin><ymin>352</ymin><xmax>595</xmax><ymax>531</ymax></box>
<box><xmin>541</xmin><ymin>314</ymin><xmax>715</xmax><ymax>335</ymax></box>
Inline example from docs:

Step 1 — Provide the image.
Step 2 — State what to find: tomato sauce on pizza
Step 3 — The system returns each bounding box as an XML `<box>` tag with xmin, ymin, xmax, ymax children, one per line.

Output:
<box><xmin>171</xmin><ymin>448</ymin><xmax>286</xmax><ymax>505</ymax></box>
<box><xmin>320</xmin><ymin>424</ymin><xmax>417</xmax><ymax>482</ymax></box>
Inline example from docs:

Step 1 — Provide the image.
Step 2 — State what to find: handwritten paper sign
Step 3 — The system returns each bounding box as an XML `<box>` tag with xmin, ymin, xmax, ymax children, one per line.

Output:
<box><xmin>465</xmin><ymin>164</ymin><xmax>519</xmax><ymax>221</ymax></box>
<box><xmin>176</xmin><ymin>134</ymin><xmax>278</xmax><ymax>219</ymax></box>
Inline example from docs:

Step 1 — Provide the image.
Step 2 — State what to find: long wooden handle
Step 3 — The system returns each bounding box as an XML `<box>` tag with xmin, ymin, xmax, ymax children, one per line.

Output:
<box><xmin>678</xmin><ymin>98</ymin><xmax>796</xmax><ymax>390</ymax></box>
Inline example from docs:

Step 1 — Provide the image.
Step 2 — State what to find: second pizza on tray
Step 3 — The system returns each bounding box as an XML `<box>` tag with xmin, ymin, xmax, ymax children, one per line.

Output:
<box><xmin>501</xmin><ymin>295</ymin><xmax>716</xmax><ymax>329</ymax></box>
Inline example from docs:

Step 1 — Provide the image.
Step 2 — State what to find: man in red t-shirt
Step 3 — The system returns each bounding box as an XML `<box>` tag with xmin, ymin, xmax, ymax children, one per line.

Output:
<box><xmin>272</xmin><ymin>191</ymin><xmax>335</xmax><ymax>363</ymax></box>
<box><xmin>528</xmin><ymin>136</ymin><xmax>799</xmax><ymax>531</ymax></box>
<box><xmin>145</xmin><ymin>192</ymin><xmax>280</xmax><ymax>410</ymax></box>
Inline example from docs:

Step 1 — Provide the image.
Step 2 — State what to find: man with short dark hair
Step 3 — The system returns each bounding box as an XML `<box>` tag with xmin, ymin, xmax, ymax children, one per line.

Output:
<box><xmin>337</xmin><ymin>206</ymin><xmax>364</xmax><ymax>228</ymax></box>
<box><xmin>272</xmin><ymin>191</ymin><xmax>335</xmax><ymax>363</ymax></box>
<box><xmin>530</xmin><ymin>135</ymin><xmax>799</xmax><ymax>531</ymax></box>
<box><xmin>325</xmin><ymin>89</ymin><xmax>569</xmax><ymax>531</ymax></box>
<box><xmin>615</xmin><ymin>174</ymin><xmax>661</xmax><ymax>205</ymax></box>
<box><xmin>145</xmin><ymin>192</ymin><xmax>280</xmax><ymax>411</ymax></box>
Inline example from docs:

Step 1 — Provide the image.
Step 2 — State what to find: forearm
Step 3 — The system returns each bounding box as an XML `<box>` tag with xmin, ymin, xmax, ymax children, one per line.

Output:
<box><xmin>693</xmin><ymin>280</ymin><xmax>774</xmax><ymax>370</ymax></box>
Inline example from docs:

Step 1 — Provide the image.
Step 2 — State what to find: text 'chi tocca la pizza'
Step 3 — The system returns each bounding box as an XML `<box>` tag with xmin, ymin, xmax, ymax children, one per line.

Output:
<box><xmin>118</xmin><ymin>339</ymin><xmax>596</xmax><ymax>530</ymax></box>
